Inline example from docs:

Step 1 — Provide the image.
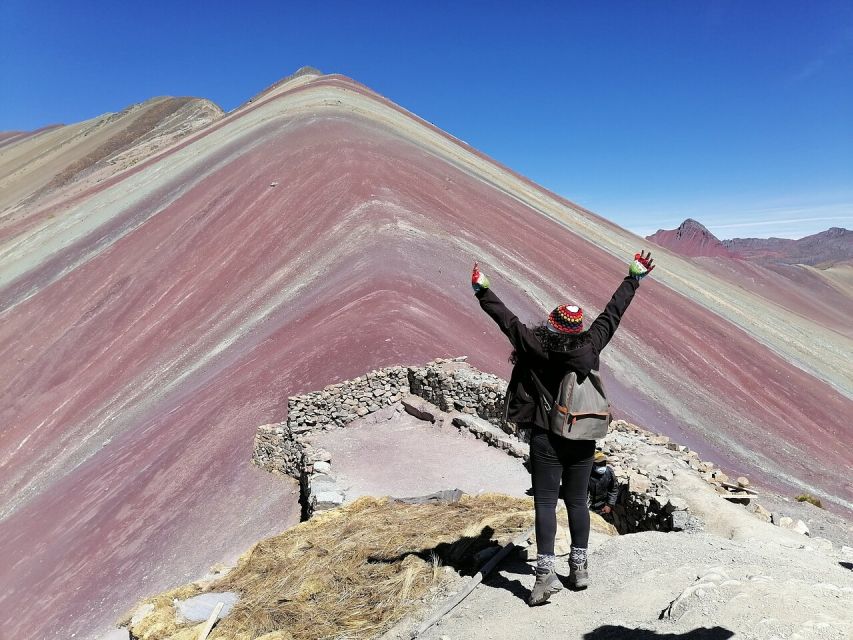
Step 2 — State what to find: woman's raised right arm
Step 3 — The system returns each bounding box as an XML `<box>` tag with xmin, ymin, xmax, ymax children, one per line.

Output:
<box><xmin>472</xmin><ymin>262</ymin><xmax>545</xmax><ymax>359</ymax></box>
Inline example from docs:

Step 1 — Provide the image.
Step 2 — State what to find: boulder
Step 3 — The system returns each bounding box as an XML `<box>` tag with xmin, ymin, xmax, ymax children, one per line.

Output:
<box><xmin>791</xmin><ymin>519</ymin><xmax>810</xmax><ymax>536</ymax></box>
<box><xmin>628</xmin><ymin>473</ymin><xmax>651</xmax><ymax>494</ymax></box>
<box><xmin>129</xmin><ymin>602</ymin><xmax>154</xmax><ymax>626</ymax></box>
<box><xmin>497</xmin><ymin>437</ymin><xmax>529</xmax><ymax>459</ymax></box>
<box><xmin>98</xmin><ymin>630</ymin><xmax>130</xmax><ymax>640</ymax></box>
<box><xmin>314</xmin><ymin>490</ymin><xmax>345</xmax><ymax>509</ymax></box>
<box><xmin>313</xmin><ymin>460</ymin><xmax>332</xmax><ymax>474</ymax></box>
<box><xmin>665</xmin><ymin>496</ymin><xmax>688</xmax><ymax>513</ymax></box>
<box><xmin>711</xmin><ymin>470</ymin><xmax>729</xmax><ymax>484</ymax></box>
<box><xmin>174</xmin><ymin>591</ymin><xmax>238</xmax><ymax>623</ymax></box>
<box><xmin>452</xmin><ymin>414</ymin><xmax>505</xmax><ymax>441</ymax></box>
<box><xmin>402</xmin><ymin>395</ymin><xmax>443</xmax><ymax>423</ymax></box>
<box><xmin>752</xmin><ymin>503</ymin><xmax>771</xmax><ymax>522</ymax></box>
<box><xmin>810</xmin><ymin>537</ymin><xmax>832</xmax><ymax>552</ymax></box>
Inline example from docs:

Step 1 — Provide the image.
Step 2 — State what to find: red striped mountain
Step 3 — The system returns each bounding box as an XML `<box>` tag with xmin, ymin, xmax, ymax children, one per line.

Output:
<box><xmin>1</xmin><ymin>70</ymin><xmax>850</xmax><ymax>639</ymax></box>
<box><xmin>647</xmin><ymin>219</ymin><xmax>853</xmax><ymax>266</ymax></box>
<box><xmin>646</xmin><ymin>218</ymin><xmax>732</xmax><ymax>257</ymax></box>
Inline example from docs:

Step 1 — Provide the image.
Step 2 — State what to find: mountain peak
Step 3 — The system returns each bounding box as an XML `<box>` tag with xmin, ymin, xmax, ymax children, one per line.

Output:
<box><xmin>647</xmin><ymin>218</ymin><xmax>731</xmax><ymax>257</ymax></box>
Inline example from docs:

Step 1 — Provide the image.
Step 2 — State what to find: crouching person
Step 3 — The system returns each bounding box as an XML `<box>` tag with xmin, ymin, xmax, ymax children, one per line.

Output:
<box><xmin>588</xmin><ymin>451</ymin><xmax>618</xmax><ymax>517</ymax></box>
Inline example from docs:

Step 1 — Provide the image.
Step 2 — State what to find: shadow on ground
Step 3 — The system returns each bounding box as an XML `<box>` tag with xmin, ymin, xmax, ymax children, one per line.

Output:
<box><xmin>481</xmin><ymin>559</ymin><xmax>534</xmax><ymax>600</ymax></box>
<box><xmin>584</xmin><ymin>627</ymin><xmax>734</xmax><ymax>640</ymax></box>
<box><xmin>367</xmin><ymin>526</ymin><xmax>505</xmax><ymax>577</ymax></box>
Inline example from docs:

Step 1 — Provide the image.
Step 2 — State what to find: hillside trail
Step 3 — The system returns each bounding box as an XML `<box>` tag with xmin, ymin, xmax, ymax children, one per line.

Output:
<box><xmin>379</xmin><ymin>448</ymin><xmax>853</xmax><ymax>640</ymax></box>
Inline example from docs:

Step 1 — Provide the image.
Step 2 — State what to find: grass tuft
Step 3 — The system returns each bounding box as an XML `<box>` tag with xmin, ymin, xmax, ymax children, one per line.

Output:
<box><xmin>795</xmin><ymin>494</ymin><xmax>823</xmax><ymax>508</ymax></box>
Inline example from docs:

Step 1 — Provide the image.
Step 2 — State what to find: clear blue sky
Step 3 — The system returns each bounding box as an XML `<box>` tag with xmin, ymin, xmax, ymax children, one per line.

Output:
<box><xmin>2</xmin><ymin>1</ymin><xmax>852</xmax><ymax>239</ymax></box>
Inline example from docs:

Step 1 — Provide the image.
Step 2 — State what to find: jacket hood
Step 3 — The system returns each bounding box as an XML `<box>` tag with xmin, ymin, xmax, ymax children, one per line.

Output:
<box><xmin>547</xmin><ymin>341</ymin><xmax>596</xmax><ymax>378</ymax></box>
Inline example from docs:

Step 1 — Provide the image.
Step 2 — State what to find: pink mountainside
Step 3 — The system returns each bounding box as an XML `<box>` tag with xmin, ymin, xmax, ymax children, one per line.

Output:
<box><xmin>0</xmin><ymin>72</ymin><xmax>850</xmax><ymax>639</ymax></box>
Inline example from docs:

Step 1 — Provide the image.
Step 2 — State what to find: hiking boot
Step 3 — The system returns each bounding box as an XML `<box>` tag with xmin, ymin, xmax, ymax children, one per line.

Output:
<box><xmin>528</xmin><ymin>569</ymin><xmax>562</xmax><ymax>606</ymax></box>
<box><xmin>568</xmin><ymin>561</ymin><xmax>589</xmax><ymax>590</ymax></box>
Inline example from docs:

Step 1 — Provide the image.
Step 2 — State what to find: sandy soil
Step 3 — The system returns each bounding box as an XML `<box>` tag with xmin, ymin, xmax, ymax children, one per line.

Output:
<box><xmin>308</xmin><ymin>407</ymin><xmax>532</xmax><ymax>501</ymax></box>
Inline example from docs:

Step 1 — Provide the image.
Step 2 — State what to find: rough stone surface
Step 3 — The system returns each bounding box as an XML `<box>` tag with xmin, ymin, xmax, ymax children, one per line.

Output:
<box><xmin>173</xmin><ymin>591</ymin><xmax>238</xmax><ymax>623</ymax></box>
<box><xmin>401</xmin><ymin>394</ymin><xmax>443</xmax><ymax>423</ymax></box>
<box><xmin>753</xmin><ymin>503</ymin><xmax>772</xmax><ymax>522</ymax></box>
<box><xmin>313</xmin><ymin>460</ymin><xmax>331</xmax><ymax>474</ymax></box>
<box><xmin>792</xmin><ymin>519</ymin><xmax>811</xmax><ymax>536</ymax></box>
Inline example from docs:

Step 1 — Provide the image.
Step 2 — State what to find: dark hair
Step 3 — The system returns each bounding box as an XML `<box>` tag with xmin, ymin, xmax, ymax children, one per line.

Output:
<box><xmin>510</xmin><ymin>323</ymin><xmax>591</xmax><ymax>364</ymax></box>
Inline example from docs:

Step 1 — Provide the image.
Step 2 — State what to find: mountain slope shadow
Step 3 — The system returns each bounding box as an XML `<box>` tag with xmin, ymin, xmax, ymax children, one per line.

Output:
<box><xmin>584</xmin><ymin>626</ymin><xmax>734</xmax><ymax>640</ymax></box>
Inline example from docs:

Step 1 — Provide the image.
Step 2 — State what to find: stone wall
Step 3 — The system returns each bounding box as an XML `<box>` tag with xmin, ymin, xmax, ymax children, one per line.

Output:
<box><xmin>281</xmin><ymin>357</ymin><xmax>510</xmax><ymax>437</ymax></box>
<box><xmin>285</xmin><ymin>366</ymin><xmax>409</xmax><ymax>432</ymax></box>
<box><xmin>253</xmin><ymin>358</ymin><xmax>774</xmax><ymax>534</ymax></box>
<box><xmin>600</xmin><ymin>422</ymin><xmax>695</xmax><ymax>533</ymax></box>
<box><xmin>253</xmin><ymin>357</ymin><xmax>516</xmax><ymax>519</ymax></box>
<box><xmin>252</xmin><ymin>423</ymin><xmax>304</xmax><ymax>477</ymax></box>
<box><xmin>407</xmin><ymin>359</ymin><xmax>507</xmax><ymax>428</ymax></box>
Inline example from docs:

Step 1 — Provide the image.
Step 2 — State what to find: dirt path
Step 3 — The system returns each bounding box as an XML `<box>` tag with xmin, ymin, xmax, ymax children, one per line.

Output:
<box><xmin>376</xmin><ymin>428</ymin><xmax>853</xmax><ymax>640</ymax></box>
<box><xmin>308</xmin><ymin>406</ymin><xmax>532</xmax><ymax>500</ymax></box>
<box><xmin>382</xmin><ymin>527</ymin><xmax>852</xmax><ymax>640</ymax></box>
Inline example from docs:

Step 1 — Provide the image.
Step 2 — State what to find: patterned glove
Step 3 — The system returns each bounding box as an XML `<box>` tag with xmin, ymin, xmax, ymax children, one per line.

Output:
<box><xmin>471</xmin><ymin>261</ymin><xmax>490</xmax><ymax>293</ymax></box>
<box><xmin>629</xmin><ymin>250</ymin><xmax>655</xmax><ymax>280</ymax></box>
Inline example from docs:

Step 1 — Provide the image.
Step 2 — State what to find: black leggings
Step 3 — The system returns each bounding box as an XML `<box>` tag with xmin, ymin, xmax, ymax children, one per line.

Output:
<box><xmin>530</xmin><ymin>429</ymin><xmax>595</xmax><ymax>554</ymax></box>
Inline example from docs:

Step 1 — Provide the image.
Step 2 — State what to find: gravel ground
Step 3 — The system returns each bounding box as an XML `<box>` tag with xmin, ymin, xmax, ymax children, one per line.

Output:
<box><xmin>382</xmin><ymin>527</ymin><xmax>853</xmax><ymax>640</ymax></box>
<box><xmin>376</xmin><ymin>426</ymin><xmax>853</xmax><ymax>640</ymax></box>
<box><xmin>750</xmin><ymin>487</ymin><xmax>853</xmax><ymax>549</ymax></box>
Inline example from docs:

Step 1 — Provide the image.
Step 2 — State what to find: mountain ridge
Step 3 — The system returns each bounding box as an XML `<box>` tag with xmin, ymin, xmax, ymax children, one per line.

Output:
<box><xmin>0</xmin><ymin>70</ymin><xmax>850</xmax><ymax>639</ymax></box>
<box><xmin>647</xmin><ymin>218</ymin><xmax>852</xmax><ymax>266</ymax></box>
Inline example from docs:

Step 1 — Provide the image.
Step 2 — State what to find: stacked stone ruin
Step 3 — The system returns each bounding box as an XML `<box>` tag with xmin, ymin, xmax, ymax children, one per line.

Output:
<box><xmin>253</xmin><ymin>357</ymin><xmax>786</xmax><ymax>534</ymax></box>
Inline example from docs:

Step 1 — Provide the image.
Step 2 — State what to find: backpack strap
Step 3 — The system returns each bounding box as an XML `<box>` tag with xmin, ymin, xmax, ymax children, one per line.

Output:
<box><xmin>528</xmin><ymin>369</ymin><xmax>555</xmax><ymax>412</ymax></box>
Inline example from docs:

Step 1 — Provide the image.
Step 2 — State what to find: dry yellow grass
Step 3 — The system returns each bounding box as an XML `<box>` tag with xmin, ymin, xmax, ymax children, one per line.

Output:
<box><xmin>125</xmin><ymin>494</ymin><xmax>536</xmax><ymax>640</ymax></box>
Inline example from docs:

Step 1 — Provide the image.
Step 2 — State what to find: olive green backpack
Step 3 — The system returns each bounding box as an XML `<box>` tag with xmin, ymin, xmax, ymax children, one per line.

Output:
<box><xmin>530</xmin><ymin>369</ymin><xmax>612</xmax><ymax>440</ymax></box>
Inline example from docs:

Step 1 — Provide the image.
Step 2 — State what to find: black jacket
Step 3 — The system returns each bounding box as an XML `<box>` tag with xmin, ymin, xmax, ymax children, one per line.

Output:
<box><xmin>588</xmin><ymin>465</ymin><xmax>619</xmax><ymax>508</ymax></box>
<box><xmin>476</xmin><ymin>276</ymin><xmax>639</xmax><ymax>431</ymax></box>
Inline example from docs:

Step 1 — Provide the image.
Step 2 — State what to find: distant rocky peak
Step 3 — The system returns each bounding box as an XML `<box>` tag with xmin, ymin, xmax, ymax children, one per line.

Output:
<box><xmin>646</xmin><ymin>218</ymin><xmax>731</xmax><ymax>258</ymax></box>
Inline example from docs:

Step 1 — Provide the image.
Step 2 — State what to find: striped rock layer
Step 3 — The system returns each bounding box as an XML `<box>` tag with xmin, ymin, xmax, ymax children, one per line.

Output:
<box><xmin>0</xmin><ymin>69</ymin><xmax>850</xmax><ymax>638</ymax></box>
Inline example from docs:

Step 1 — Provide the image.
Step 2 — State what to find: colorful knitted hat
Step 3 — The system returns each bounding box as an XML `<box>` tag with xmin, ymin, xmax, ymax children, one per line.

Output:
<box><xmin>547</xmin><ymin>304</ymin><xmax>583</xmax><ymax>334</ymax></box>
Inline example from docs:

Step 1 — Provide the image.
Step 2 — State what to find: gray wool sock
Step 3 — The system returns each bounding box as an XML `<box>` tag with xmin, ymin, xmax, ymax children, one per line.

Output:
<box><xmin>536</xmin><ymin>553</ymin><xmax>556</xmax><ymax>574</ymax></box>
<box><xmin>570</xmin><ymin>546</ymin><xmax>587</xmax><ymax>568</ymax></box>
